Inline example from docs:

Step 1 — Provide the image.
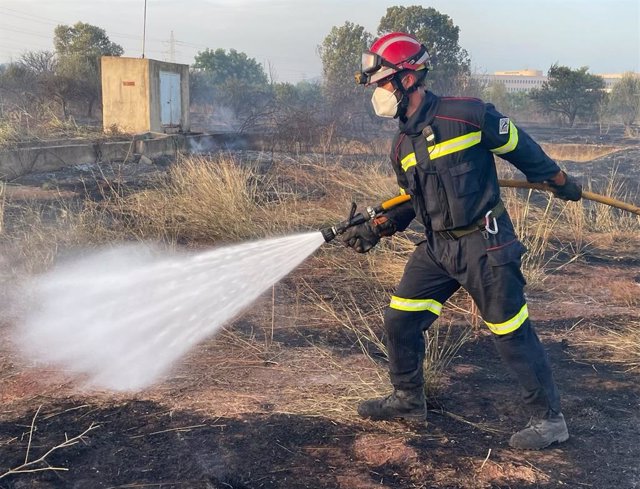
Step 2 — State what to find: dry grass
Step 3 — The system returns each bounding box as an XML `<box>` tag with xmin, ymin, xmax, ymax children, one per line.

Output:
<box><xmin>122</xmin><ymin>155</ymin><xmax>270</xmax><ymax>242</ymax></box>
<box><xmin>0</xmin><ymin>197</ymin><xmax>127</xmax><ymax>273</ymax></box>
<box><xmin>573</xmin><ymin>321</ymin><xmax>640</xmax><ymax>372</ymax></box>
<box><xmin>0</xmin><ymin>107</ymin><xmax>106</xmax><ymax>149</ymax></box>
<box><xmin>502</xmin><ymin>167</ymin><xmax>640</xmax><ymax>291</ymax></box>
<box><xmin>540</xmin><ymin>143</ymin><xmax>624</xmax><ymax>162</ymax></box>
<box><xmin>503</xmin><ymin>188</ymin><xmax>568</xmax><ymax>289</ymax></box>
<box><xmin>553</xmin><ymin>166</ymin><xmax>640</xmax><ymax>244</ymax></box>
<box><xmin>422</xmin><ymin>320</ymin><xmax>473</xmax><ymax>396</ymax></box>
<box><xmin>0</xmin><ymin>119</ymin><xmax>21</xmax><ymax>148</ymax></box>
<box><xmin>607</xmin><ymin>279</ymin><xmax>640</xmax><ymax>307</ymax></box>
<box><xmin>2</xmin><ymin>150</ymin><xmax>638</xmax><ymax>378</ymax></box>
<box><xmin>303</xmin><ymin>283</ymin><xmax>388</xmax><ymax>363</ymax></box>
<box><xmin>303</xmin><ymin>279</ymin><xmax>471</xmax><ymax>399</ymax></box>
<box><xmin>104</xmin><ymin>154</ymin><xmax>399</xmax><ymax>245</ymax></box>
<box><xmin>586</xmin><ymin>167</ymin><xmax>640</xmax><ymax>234</ymax></box>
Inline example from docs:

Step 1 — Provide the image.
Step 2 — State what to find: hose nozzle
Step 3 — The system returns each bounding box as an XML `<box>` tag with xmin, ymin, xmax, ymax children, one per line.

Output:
<box><xmin>320</xmin><ymin>194</ymin><xmax>411</xmax><ymax>244</ymax></box>
<box><xmin>320</xmin><ymin>226</ymin><xmax>337</xmax><ymax>243</ymax></box>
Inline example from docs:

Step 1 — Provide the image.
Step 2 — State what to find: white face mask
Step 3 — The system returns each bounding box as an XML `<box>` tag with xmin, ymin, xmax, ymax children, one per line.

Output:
<box><xmin>371</xmin><ymin>87</ymin><xmax>400</xmax><ymax>118</ymax></box>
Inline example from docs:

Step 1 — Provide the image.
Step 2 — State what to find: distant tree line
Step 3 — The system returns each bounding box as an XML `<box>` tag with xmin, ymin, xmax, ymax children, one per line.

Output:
<box><xmin>1</xmin><ymin>7</ymin><xmax>638</xmax><ymax>146</ymax></box>
<box><xmin>483</xmin><ymin>67</ymin><xmax>640</xmax><ymax>133</ymax></box>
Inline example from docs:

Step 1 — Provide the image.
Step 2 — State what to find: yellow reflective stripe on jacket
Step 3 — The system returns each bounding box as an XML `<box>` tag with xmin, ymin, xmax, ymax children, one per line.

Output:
<box><xmin>390</xmin><ymin>296</ymin><xmax>443</xmax><ymax>315</ymax></box>
<box><xmin>485</xmin><ymin>304</ymin><xmax>528</xmax><ymax>335</ymax></box>
<box><xmin>490</xmin><ymin>122</ymin><xmax>519</xmax><ymax>155</ymax></box>
<box><xmin>401</xmin><ymin>153</ymin><xmax>417</xmax><ymax>171</ymax></box>
<box><xmin>399</xmin><ymin>188</ymin><xmax>407</xmax><ymax>195</ymax></box>
<box><xmin>429</xmin><ymin>131</ymin><xmax>482</xmax><ymax>160</ymax></box>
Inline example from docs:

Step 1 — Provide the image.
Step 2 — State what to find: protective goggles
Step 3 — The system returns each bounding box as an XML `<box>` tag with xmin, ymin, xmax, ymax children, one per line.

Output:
<box><xmin>355</xmin><ymin>52</ymin><xmax>400</xmax><ymax>85</ymax></box>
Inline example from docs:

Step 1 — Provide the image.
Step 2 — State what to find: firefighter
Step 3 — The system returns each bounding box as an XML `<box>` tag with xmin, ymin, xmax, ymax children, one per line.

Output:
<box><xmin>343</xmin><ymin>32</ymin><xmax>581</xmax><ymax>450</ymax></box>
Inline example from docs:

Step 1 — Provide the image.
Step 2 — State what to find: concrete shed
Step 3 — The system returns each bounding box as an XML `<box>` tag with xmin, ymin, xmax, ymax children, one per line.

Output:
<box><xmin>101</xmin><ymin>57</ymin><xmax>190</xmax><ymax>134</ymax></box>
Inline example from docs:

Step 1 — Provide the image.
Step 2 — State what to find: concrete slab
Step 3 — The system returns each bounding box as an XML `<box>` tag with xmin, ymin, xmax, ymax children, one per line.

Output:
<box><xmin>0</xmin><ymin>132</ymin><xmax>267</xmax><ymax>180</ymax></box>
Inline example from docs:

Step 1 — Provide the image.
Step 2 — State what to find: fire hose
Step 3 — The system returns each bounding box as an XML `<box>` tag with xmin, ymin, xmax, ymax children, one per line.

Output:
<box><xmin>321</xmin><ymin>179</ymin><xmax>640</xmax><ymax>243</ymax></box>
<box><xmin>497</xmin><ymin>179</ymin><xmax>640</xmax><ymax>216</ymax></box>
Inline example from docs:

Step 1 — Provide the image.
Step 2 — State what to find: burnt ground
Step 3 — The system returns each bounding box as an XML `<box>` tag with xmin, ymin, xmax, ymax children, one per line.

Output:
<box><xmin>0</xmin><ymin>301</ymin><xmax>638</xmax><ymax>489</ymax></box>
<box><xmin>0</xmin><ymin>134</ymin><xmax>639</xmax><ymax>488</ymax></box>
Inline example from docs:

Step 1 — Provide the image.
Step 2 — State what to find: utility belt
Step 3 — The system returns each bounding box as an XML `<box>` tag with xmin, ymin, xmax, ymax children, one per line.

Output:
<box><xmin>436</xmin><ymin>200</ymin><xmax>505</xmax><ymax>240</ymax></box>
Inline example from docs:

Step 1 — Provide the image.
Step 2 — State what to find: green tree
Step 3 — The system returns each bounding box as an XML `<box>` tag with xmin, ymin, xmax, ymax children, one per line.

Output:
<box><xmin>318</xmin><ymin>22</ymin><xmax>373</xmax><ymax>134</ymax></box>
<box><xmin>268</xmin><ymin>80</ymin><xmax>326</xmax><ymax>151</ymax></box>
<box><xmin>529</xmin><ymin>64</ymin><xmax>605</xmax><ymax>127</ymax></box>
<box><xmin>191</xmin><ymin>49</ymin><xmax>270</xmax><ymax>131</ymax></box>
<box><xmin>609</xmin><ymin>72</ymin><xmax>640</xmax><ymax>134</ymax></box>
<box><xmin>193</xmin><ymin>48</ymin><xmax>267</xmax><ymax>85</ymax></box>
<box><xmin>377</xmin><ymin>5</ymin><xmax>470</xmax><ymax>95</ymax></box>
<box><xmin>53</xmin><ymin>22</ymin><xmax>123</xmax><ymax>117</ymax></box>
<box><xmin>319</xmin><ymin>22</ymin><xmax>372</xmax><ymax>97</ymax></box>
<box><xmin>481</xmin><ymin>82</ymin><xmax>535</xmax><ymax>121</ymax></box>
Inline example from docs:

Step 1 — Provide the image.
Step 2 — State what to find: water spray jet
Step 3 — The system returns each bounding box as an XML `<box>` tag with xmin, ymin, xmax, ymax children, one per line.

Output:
<box><xmin>17</xmin><ymin>232</ymin><xmax>325</xmax><ymax>392</ymax></box>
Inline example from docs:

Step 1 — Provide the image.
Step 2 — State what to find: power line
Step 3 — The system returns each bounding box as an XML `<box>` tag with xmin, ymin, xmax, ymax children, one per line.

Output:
<box><xmin>0</xmin><ymin>5</ymin><xmax>170</xmax><ymax>45</ymax></box>
<box><xmin>0</xmin><ymin>4</ymin><xmax>320</xmax><ymax>76</ymax></box>
<box><xmin>0</xmin><ymin>23</ymin><xmax>56</xmax><ymax>40</ymax></box>
<box><xmin>0</xmin><ymin>6</ymin><xmax>66</xmax><ymax>26</ymax></box>
<box><xmin>0</xmin><ymin>5</ymin><xmax>286</xmax><ymax>58</ymax></box>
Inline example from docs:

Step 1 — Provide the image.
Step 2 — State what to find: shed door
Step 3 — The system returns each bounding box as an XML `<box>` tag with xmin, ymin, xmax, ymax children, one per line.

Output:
<box><xmin>160</xmin><ymin>71</ymin><xmax>181</xmax><ymax>126</ymax></box>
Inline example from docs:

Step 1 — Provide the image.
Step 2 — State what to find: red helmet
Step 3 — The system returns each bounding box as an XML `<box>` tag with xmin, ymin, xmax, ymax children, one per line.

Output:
<box><xmin>359</xmin><ymin>32</ymin><xmax>430</xmax><ymax>85</ymax></box>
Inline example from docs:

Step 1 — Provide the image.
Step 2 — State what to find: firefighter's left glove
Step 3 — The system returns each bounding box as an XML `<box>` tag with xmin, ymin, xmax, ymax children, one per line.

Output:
<box><xmin>341</xmin><ymin>215</ymin><xmax>396</xmax><ymax>253</ymax></box>
<box><xmin>548</xmin><ymin>171</ymin><xmax>582</xmax><ymax>201</ymax></box>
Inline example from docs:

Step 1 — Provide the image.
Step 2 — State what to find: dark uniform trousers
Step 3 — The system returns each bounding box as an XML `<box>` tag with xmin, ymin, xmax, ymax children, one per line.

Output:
<box><xmin>385</xmin><ymin>212</ymin><xmax>561</xmax><ymax>419</ymax></box>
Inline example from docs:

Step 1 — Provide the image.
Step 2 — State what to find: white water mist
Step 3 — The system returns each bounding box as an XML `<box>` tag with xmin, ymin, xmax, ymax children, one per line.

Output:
<box><xmin>17</xmin><ymin>232</ymin><xmax>325</xmax><ymax>391</ymax></box>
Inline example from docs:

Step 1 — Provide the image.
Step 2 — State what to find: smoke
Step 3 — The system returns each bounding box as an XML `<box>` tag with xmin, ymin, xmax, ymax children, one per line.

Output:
<box><xmin>186</xmin><ymin>134</ymin><xmax>249</xmax><ymax>154</ymax></box>
<box><xmin>14</xmin><ymin>232</ymin><xmax>325</xmax><ymax>392</ymax></box>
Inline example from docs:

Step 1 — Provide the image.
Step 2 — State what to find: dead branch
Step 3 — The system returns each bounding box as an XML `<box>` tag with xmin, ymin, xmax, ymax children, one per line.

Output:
<box><xmin>0</xmin><ymin>406</ymin><xmax>100</xmax><ymax>480</ymax></box>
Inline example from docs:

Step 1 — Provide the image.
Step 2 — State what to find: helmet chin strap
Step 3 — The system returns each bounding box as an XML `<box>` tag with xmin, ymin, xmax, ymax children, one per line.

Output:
<box><xmin>390</xmin><ymin>72</ymin><xmax>420</xmax><ymax>121</ymax></box>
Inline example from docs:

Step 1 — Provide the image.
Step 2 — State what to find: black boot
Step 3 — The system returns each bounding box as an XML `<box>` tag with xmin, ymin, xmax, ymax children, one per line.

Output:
<box><xmin>357</xmin><ymin>387</ymin><xmax>427</xmax><ymax>421</ymax></box>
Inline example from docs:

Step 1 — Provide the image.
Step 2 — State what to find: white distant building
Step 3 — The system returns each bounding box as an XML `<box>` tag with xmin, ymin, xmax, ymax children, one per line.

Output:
<box><xmin>597</xmin><ymin>73</ymin><xmax>639</xmax><ymax>91</ymax></box>
<box><xmin>474</xmin><ymin>70</ymin><xmax>546</xmax><ymax>93</ymax></box>
<box><xmin>473</xmin><ymin>70</ymin><xmax>639</xmax><ymax>93</ymax></box>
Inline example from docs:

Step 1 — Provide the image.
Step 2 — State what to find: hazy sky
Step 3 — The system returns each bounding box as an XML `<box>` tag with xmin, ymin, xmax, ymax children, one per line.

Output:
<box><xmin>0</xmin><ymin>0</ymin><xmax>638</xmax><ymax>82</ymax></box>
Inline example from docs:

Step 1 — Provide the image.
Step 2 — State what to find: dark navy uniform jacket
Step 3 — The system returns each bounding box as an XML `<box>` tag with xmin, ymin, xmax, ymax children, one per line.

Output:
<box><xmin>388</xmin><ymin>90</ymin><xmax>561</xmax><ymax>233</ymax></box>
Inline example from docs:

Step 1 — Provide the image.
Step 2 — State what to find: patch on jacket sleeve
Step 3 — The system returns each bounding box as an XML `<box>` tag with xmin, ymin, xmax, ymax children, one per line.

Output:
<box><xmin>499</xmin><ymin>118</ymin><xmax>510</xmax><ymax>135</ymax></box>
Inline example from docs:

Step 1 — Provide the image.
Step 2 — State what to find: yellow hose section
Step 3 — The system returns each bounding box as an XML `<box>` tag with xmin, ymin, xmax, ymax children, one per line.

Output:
<box><xmin>380</xmin><ymin>194</ymin><xmax>411</xmax><ymax>210</ymax></box>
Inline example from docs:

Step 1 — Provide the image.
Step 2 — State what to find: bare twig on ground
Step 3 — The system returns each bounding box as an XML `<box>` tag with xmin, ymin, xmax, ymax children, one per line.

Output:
<box><xmin>0</xmin><ymin>407</ymin><xmax>99</xmax><ymax>480</ymax></box>
<box><xmin>479</xmin><ymin>448</ymin><xmax>492</xmax><ymax>471</ymax></box>
<box><xmin>128</xmin><ymin>423</ymin><xmax>224</xmax><ymax>439</ymax></box>
<box><xmin>24</xmin><ymin>404</ymin><xmax>42</xmax><ymax>464</ymax></box>
<box><xmin>441</xmin><ymin>410</ymin><xmax>507</xmax><ymax>434</ymax></box>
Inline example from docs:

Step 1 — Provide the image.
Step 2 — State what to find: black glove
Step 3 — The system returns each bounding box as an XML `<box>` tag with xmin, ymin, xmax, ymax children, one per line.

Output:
<box><xmin>341</xmin><ymin>215</ymin><xmax>397</xmax><ymax>253</ymax></box>
<box><xmin>548</xmin><ymin>172</ymin><xmax>582</xmax><ymax>201</ymax></box>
